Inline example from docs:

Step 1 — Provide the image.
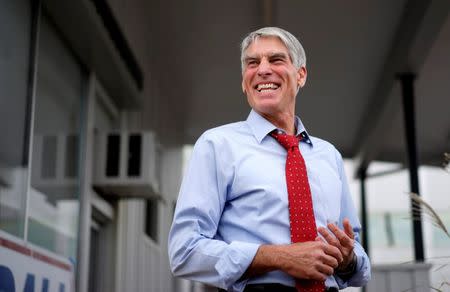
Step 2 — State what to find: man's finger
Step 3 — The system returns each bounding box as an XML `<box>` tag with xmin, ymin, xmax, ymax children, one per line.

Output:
<box><xmin>316</xmin><ymin>262</ymin><xmax>334</xmax><ymax>276</ymax></box>
<box><xmin>321</xmin><ymin>253</ymin><xmax>339</xmax><ymax>269</ymax></box>
<box><xmin>322</xmin><ymin>243</ymin><xmax>343</xmax><ymax>263</ymax></box>
<box><xmin>343</xmin><ymin>218</ymin><xmax>355</xmax><ymax>239</ymax></box>
<box><xmin>307</xmin><ymin>270</ymin><xmax>327</xmax><ymax>281</ymax></box>
<box><xmin>318</xmin><ymin>227</ymin><xmax>340</xmax><ymax>247</ymax></box>
<box><xmin>328</xmin><ymin>223</ymin><xmax>354</xmax><ymax>247</ymax></box>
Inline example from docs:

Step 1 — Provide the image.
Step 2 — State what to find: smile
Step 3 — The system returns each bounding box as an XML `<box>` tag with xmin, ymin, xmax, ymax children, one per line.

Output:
<box><xmin>255</xmin><ymin>83</ymin><xmax>280</xmax><ymax>92</ymax></box>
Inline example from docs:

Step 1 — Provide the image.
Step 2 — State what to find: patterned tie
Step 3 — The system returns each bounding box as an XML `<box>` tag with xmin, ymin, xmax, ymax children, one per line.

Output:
<box><xmin>270</xmin><ymin>131</ymin><xmax>325</xmax><ymax>292</ymax></box>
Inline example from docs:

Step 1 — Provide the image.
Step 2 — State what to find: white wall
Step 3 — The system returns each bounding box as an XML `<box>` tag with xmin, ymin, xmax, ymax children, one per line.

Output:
<box><xmin>114</xmin><ymin>146</ymin><xmax>184</xmax><ymax>292</ymax></box>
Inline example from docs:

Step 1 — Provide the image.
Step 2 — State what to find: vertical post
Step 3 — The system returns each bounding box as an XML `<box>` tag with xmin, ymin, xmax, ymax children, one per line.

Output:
<box><xmin>359</xmin><ymin>167</ymin><xmax>369</xmax><ymax>292</ymax></box>
<box><xmin>359</xmin><ymin>167</ymin><xmax>369</xmax><ymax>257</ymax></box>
<box><xmin>76</xmin><ymin>74</ymin><xmax>96</xmax><ymax>292</ymax></box>
<box><xmin>23</xmin><ymin>0</ymin><xmax>41</xmax><ymax>167</ymax></box>
<box><xmin>398</xmin><ymin>72</ymin><xmax>424</xmax><ymax>262</ymax></box>
<box><xmin>23</xmin><ymin>0</ymin><xmax>42</xmax><ymax>242</ymax></box>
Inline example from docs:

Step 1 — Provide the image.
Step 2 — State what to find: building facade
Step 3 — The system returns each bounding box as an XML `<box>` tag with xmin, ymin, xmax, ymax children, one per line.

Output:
<box><xmin>0</xmin><ymin>1</ymin><xmax>187</xmax><ymax>291</ymax></box>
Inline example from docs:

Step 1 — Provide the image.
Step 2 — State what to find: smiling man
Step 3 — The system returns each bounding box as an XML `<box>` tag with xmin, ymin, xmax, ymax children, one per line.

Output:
<box><xmin>168</xmin><ymin>27</ymin><xmax>371</xmax><ymax>292</ymax></box>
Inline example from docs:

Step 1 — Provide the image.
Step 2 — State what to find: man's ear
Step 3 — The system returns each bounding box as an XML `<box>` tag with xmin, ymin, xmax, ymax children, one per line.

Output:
<box><xmin>297</xmin><ymin>66</ymin><xmax>307</xmax><ymax>88</ymax></box>
<box><xmin>242</xmin><ymin>80</ymin><xmax>246</xmax><ymax>94</ymax></box>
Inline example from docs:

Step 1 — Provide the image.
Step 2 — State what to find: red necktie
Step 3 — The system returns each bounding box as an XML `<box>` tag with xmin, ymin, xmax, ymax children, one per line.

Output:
<box><xmin>271</xmin><ymin>131</ymin><xmax>325</xmax><ymax>292</ymax></box>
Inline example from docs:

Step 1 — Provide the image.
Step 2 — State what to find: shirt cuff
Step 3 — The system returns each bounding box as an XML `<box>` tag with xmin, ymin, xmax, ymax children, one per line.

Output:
<box><xmin>334</xmin><ymin>243</ymin><xmax>371</xmax><ymax>288</ymax></box>
<box><xmin>215</xmin><ymin>241</ymin><xmax>260</xmax><ymax>292</ymax></box>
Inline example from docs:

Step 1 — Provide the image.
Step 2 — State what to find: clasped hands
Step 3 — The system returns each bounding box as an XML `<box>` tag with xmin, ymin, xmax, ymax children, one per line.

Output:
<box><xmin>280</xmin><ymin>218</ymin><xmax>356</xmax><ymax>281</ymax></box>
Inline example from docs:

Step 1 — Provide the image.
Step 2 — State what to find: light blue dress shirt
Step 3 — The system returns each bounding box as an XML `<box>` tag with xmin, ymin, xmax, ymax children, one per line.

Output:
<box><xmin>168</xmin><ymin>110</ymin><xmax>371</xmax><ymax>291</ymax></box>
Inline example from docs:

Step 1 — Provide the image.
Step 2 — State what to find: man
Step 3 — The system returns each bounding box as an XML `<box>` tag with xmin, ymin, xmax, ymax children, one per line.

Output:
<box><xmin>168</xmin><ymin>27</ymin><xmax>371</xmax><ymax>292</ymax></box>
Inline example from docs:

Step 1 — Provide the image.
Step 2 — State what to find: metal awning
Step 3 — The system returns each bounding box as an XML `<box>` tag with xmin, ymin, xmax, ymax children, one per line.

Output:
<box><xmin>143</xmin><ymin>0</ymin><xmax>450</xmax><ymax>170</ymax></box>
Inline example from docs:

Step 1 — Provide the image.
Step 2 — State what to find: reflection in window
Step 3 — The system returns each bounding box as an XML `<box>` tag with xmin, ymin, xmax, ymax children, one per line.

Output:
<box><xmin>0</xmin><ymin>0</ymin><xmax>32</xmax><ymax>238</ymax></box>
<box><xmin>29</xmin><ymin>12</ymin><xmax>85</xmax><ymax>259</ymax></box>
<box><xmin>384</xmin><ymin>212</ymin><xmax>394</xmax><ymax>246</ymax></box>
<box><xmin>370</xmin><ymin>212</ymin><xmax>413</xmax><ymax>248</ymax></box>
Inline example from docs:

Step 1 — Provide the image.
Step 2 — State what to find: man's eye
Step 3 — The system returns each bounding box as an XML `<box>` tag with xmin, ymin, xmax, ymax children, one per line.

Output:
<box><xmin>246</xmin><ymin>61</ymin><xmax>258</xmax><ymax>67</ymax></box>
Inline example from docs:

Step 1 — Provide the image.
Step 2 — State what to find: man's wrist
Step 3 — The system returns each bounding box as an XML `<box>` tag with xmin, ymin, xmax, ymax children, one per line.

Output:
<box><xmin>335</xmin><ymin>251</ymin><xmax>357</xmax><ymax>279</ymax></box>
<box><xmin>243</xmin><ymin>244</ymin><xmax>284</xmax><ymax>279</ymax></box>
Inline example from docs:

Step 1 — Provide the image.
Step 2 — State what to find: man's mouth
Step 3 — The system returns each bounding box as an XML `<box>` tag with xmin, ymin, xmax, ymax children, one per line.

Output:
<box><xmin>255</xmin><ymin>83</ymin><xmax>280</xmax><ymax>92</ymax></box>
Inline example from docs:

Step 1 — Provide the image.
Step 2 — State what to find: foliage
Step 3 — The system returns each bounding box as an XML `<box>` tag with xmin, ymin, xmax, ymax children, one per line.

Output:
<box><xmin>408</xmin><ymin>153</ymin><xmax>450</xmax><ymax>292</ymax></box>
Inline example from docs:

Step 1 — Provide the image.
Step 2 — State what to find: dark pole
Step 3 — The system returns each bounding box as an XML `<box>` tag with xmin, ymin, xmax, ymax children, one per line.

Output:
<box><xmin>398</xmin><ymin>72</ymin><xmax>424</xmax><ymax>262</ymax></box>
<box><xmin>359</xmin><ymin>167</ymin><xmax>369</xmax><ymax>257</ymax></box>
<box><xmin>359</xmin><ymin>166</ymin><xmax>368</xmax><ymax>292</ymax></box>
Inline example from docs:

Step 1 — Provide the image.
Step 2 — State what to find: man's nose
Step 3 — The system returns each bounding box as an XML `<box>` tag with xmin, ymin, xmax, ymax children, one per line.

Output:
<box><xmin>257</xmin><ymin>59</ymin><xmax>272</xmax><ymax>76</ymax></box>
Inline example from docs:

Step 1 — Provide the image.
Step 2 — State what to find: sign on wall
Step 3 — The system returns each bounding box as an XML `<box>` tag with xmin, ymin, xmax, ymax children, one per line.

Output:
<box><xmin>0</xmin><ymin>233</ymin><xmax>74</xmax><ymax>292</ymax></box>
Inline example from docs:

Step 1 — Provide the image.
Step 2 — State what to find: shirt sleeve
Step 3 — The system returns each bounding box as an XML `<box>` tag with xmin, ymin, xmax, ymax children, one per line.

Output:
<box><xmin>333</xmin><ymin>150</ymin><xmax>372</xmax><ymax>288</ymax></box>
<box><xmin>168</xmin><ymin>133</ymin><xmax>260</xmax><ymax>291</ymax></box>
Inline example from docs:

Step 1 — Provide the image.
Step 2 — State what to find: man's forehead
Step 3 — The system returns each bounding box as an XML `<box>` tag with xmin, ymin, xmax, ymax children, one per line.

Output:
<box><xmin>244</xmin><ymin>36</ymin><xmax>289</xmax><ymax>56</ymax></box>
<box><xmin>244</xmin><ymin>51</ymin><xmax>289</xmax><ymax>59</ymax></box>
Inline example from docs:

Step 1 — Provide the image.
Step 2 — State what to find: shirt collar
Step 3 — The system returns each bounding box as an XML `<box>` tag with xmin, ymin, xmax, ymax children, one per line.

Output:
<box><xmin>246</xmin><ymin>110</ymin><xmax>313</xmax><ymax>146</ymax></box>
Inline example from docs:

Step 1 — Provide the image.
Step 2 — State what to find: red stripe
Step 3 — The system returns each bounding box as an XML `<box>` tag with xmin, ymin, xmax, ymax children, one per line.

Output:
<box><xmin>32</xmin><ymin>250</ymin><xmax>72</xmax><ymax>271</ymax></box>
<box><xmin>0</xmin><ymin>238</ymin><xmax>31</xmax><ymax>256</ymax></box>
<box><xmin>0</xmin><ymin>236</ymin><xmax>72</xmax><ymax>271</ymax></box>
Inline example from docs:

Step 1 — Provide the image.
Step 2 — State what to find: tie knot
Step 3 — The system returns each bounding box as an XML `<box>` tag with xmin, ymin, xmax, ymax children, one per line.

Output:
<box><xmin>270</xmin><ymin>131</ymin><xmax>300</xmax><ymax>150</ymax></box>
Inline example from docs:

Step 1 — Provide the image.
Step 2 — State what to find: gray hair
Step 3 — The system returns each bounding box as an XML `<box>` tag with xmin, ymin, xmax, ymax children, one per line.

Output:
<box><xmin>240</xmin><ymin>27</ymin><xmax>306</xmax><ymax>71</ymax></box>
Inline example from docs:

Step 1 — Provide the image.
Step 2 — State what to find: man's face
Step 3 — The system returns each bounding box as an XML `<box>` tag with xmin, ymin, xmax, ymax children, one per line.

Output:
<box><xmin>242</xmin><ymin>36</ymin><xmax>307</xmax><ymax>117</ymax></box>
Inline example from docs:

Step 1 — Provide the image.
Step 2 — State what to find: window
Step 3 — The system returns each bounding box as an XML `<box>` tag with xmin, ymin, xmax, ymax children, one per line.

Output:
<box><xmin>28</xmin><ymin>12</ymin><xmax>86</xmax><ymax>259</ymax></box>
<box><xmin>369</xmin><ymin>212</ymin><xmax>413</xmax><ymax>248</ymax></box>
<box><xmin>0</xmin><ymin>0</ymin><xmax>33</xmax><ymax>238</ymax></box>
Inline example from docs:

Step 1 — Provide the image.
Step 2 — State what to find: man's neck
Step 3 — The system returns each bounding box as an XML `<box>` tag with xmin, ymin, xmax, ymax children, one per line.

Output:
<box><xmin>260</xmin><ymin>111</ymin><xmax>296</xmax><ymax>135</ymax></box>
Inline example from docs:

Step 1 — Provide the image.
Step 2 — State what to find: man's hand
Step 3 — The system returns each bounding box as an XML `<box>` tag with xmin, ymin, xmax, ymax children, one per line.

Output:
<box><xmin>244</xmin><ymin>241</ymin><xmax>343</xmax><ymax>281</ymax></box>
<box><xmin>278</xmin><ymin>241</ymin><xmax>343</xmax><ymax>281</ymax></box>
<box><xmin>317</xmin><ymin>218</ymin><xmax>355</xmax><ymax>272</ymax></box>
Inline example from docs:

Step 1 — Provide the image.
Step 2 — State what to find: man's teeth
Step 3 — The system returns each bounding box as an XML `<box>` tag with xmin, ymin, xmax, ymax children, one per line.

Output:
<box><xmin>257</xmin><ymin>83</ymin><xmax>279</xmax><ymax>91</ymax></box>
